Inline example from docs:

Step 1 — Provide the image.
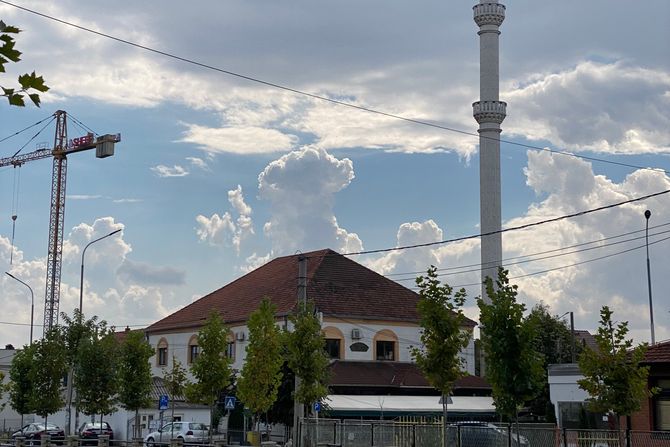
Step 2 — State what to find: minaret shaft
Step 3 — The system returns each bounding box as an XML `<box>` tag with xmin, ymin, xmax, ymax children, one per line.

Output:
<box><xmin>473</xmin><ymin>1</ymin><xmax>506</xmax><ymax>302</ymax></box>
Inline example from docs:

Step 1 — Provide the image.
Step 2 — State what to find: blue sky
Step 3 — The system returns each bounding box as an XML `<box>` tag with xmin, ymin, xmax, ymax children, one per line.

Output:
<box><xmin>1</xmin><ymin>0</ymin><xmax>669</xmax><ymax>347</ymax></box>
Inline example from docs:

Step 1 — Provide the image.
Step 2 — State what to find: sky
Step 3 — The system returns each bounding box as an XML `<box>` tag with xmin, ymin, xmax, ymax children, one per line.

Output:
<box><xmin>1</xmin><ymin>0</ymin><xmax>669</xmax><ymax>348</ymax></box>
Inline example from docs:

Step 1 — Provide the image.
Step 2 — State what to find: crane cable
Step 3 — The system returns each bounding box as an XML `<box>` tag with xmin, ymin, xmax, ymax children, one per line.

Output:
<box><xmin>10</xmin><ymin>164</ymin><xmax>21</xmax><ymax>265</ymax></box>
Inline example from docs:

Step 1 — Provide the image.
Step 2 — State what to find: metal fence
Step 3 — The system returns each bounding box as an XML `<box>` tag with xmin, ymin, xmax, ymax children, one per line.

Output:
<box><xmin>299</xmin><ymin>419</ymin><xmax>670</xmax><ymax>447</ymax></box>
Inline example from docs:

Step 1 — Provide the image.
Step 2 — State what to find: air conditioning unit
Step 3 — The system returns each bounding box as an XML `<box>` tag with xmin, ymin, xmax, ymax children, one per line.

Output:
<box><xmin>236</xmin><ymin>331</ymin><xmax>246</xmax><ymax>342</ymax></box>
<box><xmin>351</xmin><ymin>329</ymin><xmax>361</xmax><ymax>340</ymax></box>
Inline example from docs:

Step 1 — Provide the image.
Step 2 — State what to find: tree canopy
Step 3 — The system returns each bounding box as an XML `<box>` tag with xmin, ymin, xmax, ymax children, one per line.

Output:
<box><xmin>30</xmin><ymin>328</ymin><xmax>67</xmax><ymax>419</ymax></box>
<box><xmin>118</xmin><ymin>330</ymin><xmax>154</xmax><ymax>438</ymax></box>
<box><xmin>8</xmin><ymin>343</ymin><xmax>35</xmax><ymax>418</ymax></box>
<box><xmin>477</xmin><ymin>268</ymin><xmax>544</xmax><ymax>420</ymax></box>
<box><xmin>578</xmin><ymin>306</ymin><xmax>656</xmax><ymax>421</ymax></box>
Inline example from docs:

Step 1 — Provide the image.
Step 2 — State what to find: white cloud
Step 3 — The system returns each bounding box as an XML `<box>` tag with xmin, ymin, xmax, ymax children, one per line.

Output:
<box><xmin>505</xmin><ymin>61</ymin><xmax>670</xmax><ymax>154</ymax></box>
<box><xmin>151</xmin><ymin>164</ymin><xmax>189</xmax><ymax>178</ymax></box>
<box><xmin>258</xmin><ymin>146</ymin><xmax>363</xmax><ymax>254</ymax></box>
<box><xmin>195</xmin><ymin>185</ymin><xmax>254</xmax><ymax>254</ymax></box>
<box><xmin>68</xmin><ymin>194</ymin><xmax>102</xmax><ymax>200</ymax></box>
<box><xmin>112</xmin><ymin>198</ymin><xmax>143</xmax><ymax>204</ymax></box>
<box><xmin>179</xmin><ymin>123</ymin><xmax>298</xmax><ymax>155</ymax></box>
<box><xmin>186</xmin><ymin>157</ymin><xmax>209</xmax><ymax>170</ymax></box>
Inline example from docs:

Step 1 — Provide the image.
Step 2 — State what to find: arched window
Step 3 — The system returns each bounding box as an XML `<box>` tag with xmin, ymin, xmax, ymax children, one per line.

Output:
<box><xmin>156</xmin><ymin>338</ymin><xmax>168</xmax><ymax>367</ymax></box>
<box><xmin>373</xmin><ymin>329</ymin><xmax>398</xmax><ymax>361</ymax></box>
<box><xmin>225</xmin><ymin>331</ymin><xmax>235</xmax><ymax>360</ymax></box>
<box><xmin>188</xmin><ymin>334</ymin><xmax>199</xmax><ymax>364</ymax></box>
<box><xmin>322</xmin><ymin>326</ymin><xmax>345</xmax><ymax>360</ymax></box>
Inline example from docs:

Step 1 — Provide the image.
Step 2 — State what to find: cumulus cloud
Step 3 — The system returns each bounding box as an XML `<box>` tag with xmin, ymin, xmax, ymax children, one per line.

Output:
<box><xmin>179</xmin><ymin>123</ymin><xmax>298</xmax><ymax>155</ymax></box>
<box><xmin>505</xmin><ymin>61</ymin><xmax>670</xmax><ymax>154</ymax></box>
<box><xmin>195</xmin><ymin>185</ymin><xmax>254</xmax><ymax>254</ymax></box>
<box><xmin>151</xmin><ymin>164</ymin><xmax>189</xmax><ymax>178</ymax></box>
<box><xmin>258</xmin><ymin>146</ymin><xmax>363</xmax><ymax>254</ymax></box>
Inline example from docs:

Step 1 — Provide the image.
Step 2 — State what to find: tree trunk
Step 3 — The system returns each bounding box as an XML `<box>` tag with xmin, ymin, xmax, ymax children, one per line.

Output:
<box><xmin>171</xmin><ymin>398</ymin><xmax>175</xmax><ymax>440</ymax></box>
<box><xmin>209</xmin><ymin>402</ymin><xmax>214</xmax><ymax>444</ymax></box>
<box><xmin>442</xmin><ymin>394</ymin><xmax>448</xmax><ymax>447</ymax></box>
<box><xmin>135</xmin><ymin>409</ymin><xmax>140</xmax><ymax>439</ymax></box>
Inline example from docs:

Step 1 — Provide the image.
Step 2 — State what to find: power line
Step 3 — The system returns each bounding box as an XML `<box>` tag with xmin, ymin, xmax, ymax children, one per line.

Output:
<box><xmin>1</xmin><ymin>0</ymin><xmax>667</xmax><ymax>175</ymax></box>
<box><xmin>327</xmin><ymin>188</ymin><xmax>670</xmax><ymax>258</ymax></box>
<box><xmin>390</xmin><ymin>224</ymin><xmax>670</xmax><ymax>282</ymax></box>
<box><xmin>0</xmin><ymin>114</ymin><xmax>53</xmax><ymax>146</ymax></box>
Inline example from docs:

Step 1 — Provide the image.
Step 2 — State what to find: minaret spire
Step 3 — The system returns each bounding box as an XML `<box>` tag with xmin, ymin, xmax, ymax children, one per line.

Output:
<box><xmin>473</xmin><ymin>0</ymin><xmax>506</xmax><ymax>301</ymax></box>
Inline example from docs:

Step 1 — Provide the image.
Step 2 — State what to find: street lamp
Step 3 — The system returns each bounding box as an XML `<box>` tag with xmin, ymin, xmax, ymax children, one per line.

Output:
<box><xmin>644</xmin><ymin>210</ymin><xmax>655</xmax><ymax>345</ymax></box>
<box><xmin>79</xmin><ymin>228</ymin><xmax>122</xmax><ymax>315</ymax></box>
<box><xmin>558</xmin><ymin>311</ymin><xmax>576</xmax><ymax>363</ymax></box>
<box><xmin>5</xmin><ymin>272</ymin><xmax>34</xmax><ymax>345</ymax></box>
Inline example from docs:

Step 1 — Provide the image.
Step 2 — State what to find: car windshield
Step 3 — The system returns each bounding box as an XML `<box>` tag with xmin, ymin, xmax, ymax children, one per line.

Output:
<box><xmin>35</xmin><ymin>424</ymin><xmax>60</xmax><ymax>430</ymax></box>
<box><xmin>190</xmin><ymin>423</ymin><xmax>206</xmax><ymax>430</ymax></box>
<box><xmin>86</xmin><ymin>423</ymin><xmax>110</xmax><ymax>429</ymax></box>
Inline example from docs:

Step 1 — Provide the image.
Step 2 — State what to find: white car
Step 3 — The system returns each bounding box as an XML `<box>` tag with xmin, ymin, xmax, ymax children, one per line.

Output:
<box><xmin>144</xmin><ymin>422</ymin><xmax>209</xmax><ymax>446</ymax></box>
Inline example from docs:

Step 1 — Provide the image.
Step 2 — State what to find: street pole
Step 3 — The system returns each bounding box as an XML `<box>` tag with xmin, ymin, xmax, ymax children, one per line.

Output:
<box><xmin>5</xmin><ymin>272</ymin><xmax>34</xmax><ymax>345</ymax></box>
<box><xmin>293</xmin><ymin>255</ymin><xmax>307</xmax><ymax>447</ymax></box>
<box><xmin>69</xmin><ymin>228</ymin><xmax>122</xmax><ymax>436</ymax></box>
<box><xmin>569</xmin><ymin>312</ymin><xmax>576</xmax><ymax>363</ymax></box>
<box><xmin>645</xmin><ymin>210</ymin><xmax>655</xmax><ymax>345</ymax></box>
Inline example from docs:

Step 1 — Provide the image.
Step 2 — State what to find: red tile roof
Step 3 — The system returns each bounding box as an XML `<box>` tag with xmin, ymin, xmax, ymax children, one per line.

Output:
<box><xmin>643</xmin><ymin>339</ymin><xmax>670</xmax><ymax>363</ymax></box>
<box><xmin>146</xmin><ymin>248</ymin><xmax>476</xmax><ymax>334</ymax></box>
<box><xmin>328</xmin><ymin>360</ymin><xmax>491</xmax><ymax>390</ymax></box>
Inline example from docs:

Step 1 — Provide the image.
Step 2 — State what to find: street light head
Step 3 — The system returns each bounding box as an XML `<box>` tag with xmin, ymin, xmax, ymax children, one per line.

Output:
<box><xmin>645</xmin><ymin>210</ymin><xmax>651</xmax><ymax>220</ymax></box>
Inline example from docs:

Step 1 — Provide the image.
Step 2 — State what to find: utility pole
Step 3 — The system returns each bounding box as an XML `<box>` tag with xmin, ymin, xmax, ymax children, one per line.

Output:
<box><xmin>292</xmin><ymin>255</ymin><xmax>307</xmax><ymax>447</ymax></box>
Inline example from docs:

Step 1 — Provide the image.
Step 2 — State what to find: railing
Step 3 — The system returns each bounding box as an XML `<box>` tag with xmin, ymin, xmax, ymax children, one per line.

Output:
<box><xmin>299</xmin><ymin>419</ymin><xmax>670</xmax><ymax>447</ymax></box>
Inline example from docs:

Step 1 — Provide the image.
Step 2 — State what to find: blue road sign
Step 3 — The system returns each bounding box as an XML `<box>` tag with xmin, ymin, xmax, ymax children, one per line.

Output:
<box><xmin>313</xmin><ymin>402</ymin><xmax>321</xmax><ymax>412</ymax></box>
<box><xmin>224</xmin><ymin>396</ymin><xmax>236</xmax><ymax>410</ymax></box>
<box><xmin>159</xmin><ymin>395</ymin><xmax>169</xmax><ymax>410</ymax></box>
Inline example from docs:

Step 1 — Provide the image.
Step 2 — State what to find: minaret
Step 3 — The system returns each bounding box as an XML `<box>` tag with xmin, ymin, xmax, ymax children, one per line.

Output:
<box><xmin>473</xmin><ymin>0</ymin><xmax>506</xmax><ymax>302</ymax></box>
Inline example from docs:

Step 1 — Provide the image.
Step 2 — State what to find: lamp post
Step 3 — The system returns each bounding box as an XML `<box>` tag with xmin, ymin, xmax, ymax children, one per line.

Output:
<box><xmin>645</xmin><ymin>210</ymin><xmax>655</xmax><ymax>345</ymax></box>
<box><xmin>5</xmin><ymin>272</ymin><xmax>34</xmax><ymax>345</ymax></box>
<box><xmin>558</xmin><ymin>311</ymin><xmax>576</xmax><ymax>363</ymax></box>
<box><xmin>79</xmin><ymin>228</ymin><xmax>122</xmax><ymax>315</ymax></box>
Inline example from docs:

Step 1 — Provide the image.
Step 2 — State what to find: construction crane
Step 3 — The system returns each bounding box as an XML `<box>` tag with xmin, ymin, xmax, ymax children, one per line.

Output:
<box><xmin>0</xmin><ymin>110</ymin><xmax>120</xmax><ymax>333</ymax></box>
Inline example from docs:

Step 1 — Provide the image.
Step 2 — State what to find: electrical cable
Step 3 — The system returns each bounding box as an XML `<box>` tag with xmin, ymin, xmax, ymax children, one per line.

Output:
<box><xmin>390</xmin><ymin>225</ymin><xmax>670</xmax><ymax>282</ymax></box>
<box><xmin>321</xmin><ymin>188</ymin><xmax>670</xmax><ymax>258</ymax></box>
<box><xmin>0</xmin><ymin>0</ymin><xmax>667</xmax><ymax>175</ymax></box>
<box><xmin>68</xmin><ymin>113</ymin><xmax>98</xmax><ymax>136</ymax></box>
<box><xmin>10</xmin><ymin>116</ymin><xmax>56</xmax><ymax>158</ymax></box>
<box><xmin>0</xmin><ymin>114</ymin><xmax>53</xmax><ymax>146</ymax></box>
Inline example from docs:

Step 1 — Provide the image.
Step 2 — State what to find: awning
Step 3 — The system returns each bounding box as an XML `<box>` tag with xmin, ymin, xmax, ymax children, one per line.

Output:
<box><xmin>326</xmin><ymin>395</ymin><xmax>495</xmax><ymax>415</ymax></box>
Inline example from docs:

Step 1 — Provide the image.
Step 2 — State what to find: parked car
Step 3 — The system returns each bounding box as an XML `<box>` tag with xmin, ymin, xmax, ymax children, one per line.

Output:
<box><xmin>144</xmin><ymin>422</ymin><xmax>209</xmax><ymax>446</ymax></box>
<box><xmin>447</xmin><ymin>421</ymin><xmax>530</xmax><ymax>447</ymax></box>
<box><xmin>11</xmin><ymin>423</ymin><xmax>65</xmax><ymax>446</ymax></box>
<box><xmin>78</xmin><ymin>422</ymin><xmax>114</xmax><ymax>445</ymax></box>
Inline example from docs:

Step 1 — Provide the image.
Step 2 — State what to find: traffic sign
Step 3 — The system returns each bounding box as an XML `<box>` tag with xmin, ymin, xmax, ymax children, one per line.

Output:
<box><xmin>159</xmin><ymin>395</ymin><xmax>169</xmax><ymax>410</ymax></box>
<box><xmin>224</xmin><ymin>396</ymin><xmax>236</xmax><ymax>410</ymax></box>
<box><xmin>313</xmin><ymin>402</ymin><xmax>321</xmax><ymax>412</ymax></box>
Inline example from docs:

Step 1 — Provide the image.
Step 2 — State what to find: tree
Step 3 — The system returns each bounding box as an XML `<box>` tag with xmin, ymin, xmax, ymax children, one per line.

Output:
<box><xmin>577</xmin><ymin>306</ymin><xmax>656</xmax><ymax>427</ymax></box>
<box><xmin>477</xmin><ymin>268</ymin><xmax>543</xmax><ymax>425</ymax></box>
<box><xmin>163</xmin><ymin>356</ymin><xmax>189</xmax><ymax>438</ymax></box>
<box><xmin>286</xmin><ymin>301</ymin><xmax>329</xmax><ymax>408</ymax></box>
<box><xmin>187</xmin><ymin>312</ymin><xmax>233</xmax><ymax>442</ymax></box>
<box><xmin>74</xmin><ymin>323</ymin><xmax>120</xmax><ymax>429</ymax></box>
<box><xmin>118</xmin><ymin>330</ymin><xmax>155</xmax><ymax>439</ymax></box>
<box><xmin>238</xmin><ymin>298</ymin><xmax>285</xmax><ymax>442</ymax></box>
<box><xmin>412</xmin><ymin>266</ymin><xmax>471</xmax><ymax>444</ymax></box>
<box><xmin>30</xmin><ymin>328</ymin><xmax>67</xmax><ymax>423</ymax></box>
<box><xmin>9</xmin><ymin>343</ymin><xmax>35</xmax><ymax>426</ymax></box>
<box><xmin>526</xmin><ymin>304</ymin><xmax>577</xmax><ymax>420</ymax></box>
<box><xmin>0</xmin><ymin>21</ymin><xmax>49</xmax><ymax>106</ymax></box>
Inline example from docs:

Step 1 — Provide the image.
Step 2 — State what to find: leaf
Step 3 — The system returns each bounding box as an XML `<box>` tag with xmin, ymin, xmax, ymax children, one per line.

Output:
<box><xmin>29</xmin><ymin>93</ymin><xmax>41</xmax><ymax>107</ymax></box>
<box><xmin>8</xmin><ymin>93</ymin><xmax>25</xmax><ymax>106</ymax></box>
<box><xmin>0</xmin><ymin>21</ymin><xmax>21</xmax><ymax>34</ymax></box>
<box><xmin>0</xmin><ymin>38</ymin><xmax>21</xmax><ymax>63</ymax></box>
<box><xmin>30</xmin><ymin>73</ymin><xmax>49</xmax><ymax>92</ymax></box>
<box><xmin>2</xmin><ymin>87</ymin><xmax>14</xmax><ymax>95</ymax></box>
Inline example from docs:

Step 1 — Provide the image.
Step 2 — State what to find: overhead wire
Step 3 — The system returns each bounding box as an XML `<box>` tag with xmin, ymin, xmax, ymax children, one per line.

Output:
<box><xmin>68</xmin><ymin>113</ymin><xmax>98</xmax><ymax>136</ymax></box>
<box><xmin>390</xmin><ymin>224</ymin><xmax>670</xmax><ymax>282</ymax></box>
<box><xmin>0</xmin><ymin>114</ymin><xmax>54</xmax><ymax>146</ymax></box>
<box><xmin>0</xmin><ymin>0</ymin><xmax>667</xmax><ymax>176</ymax></box>
<box><xmin>10</xmin><ymin>115</ymin><xmax>56</xmax><ymax>158</ymax></box>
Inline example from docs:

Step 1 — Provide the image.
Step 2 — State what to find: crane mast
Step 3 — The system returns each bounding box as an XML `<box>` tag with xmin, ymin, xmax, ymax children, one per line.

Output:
<box><xmin>1</xmin><ymin>110</ymin><xmax>120</xmax><ymax>333</ymax></box>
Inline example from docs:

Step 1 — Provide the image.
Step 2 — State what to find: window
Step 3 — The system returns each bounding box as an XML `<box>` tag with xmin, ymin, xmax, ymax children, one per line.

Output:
<box><xmin>376</xmin><ymin>340</ymin><xmax>395</xmax><ymax>361</ymax></box>
<box><xmin>654</xmin><ymin>379</ymin><xmax>670</xmax><ymax>431</ymax></box>
<box><xmin>158</xmin><ymin>347</ymin><xmax>167</xmax><ymax>366</ymax></box>
<box><xmin>157</xmin><ymin>338</ymin><xmax>168</xmax><ymax>366</ymax></box>
<box><xmin>226</xmin><ymin>341</ymin><xmax>235</xmax><ymax>359</ymax></box>
<box><xmin>189</xmin><ymin>344</ymin><xmax>200</xmax><ymax>363</ymax></box>
<box><xmin>325</xmin><ymin>339</ymin><xmax>341</xmax><ymax>359</ymax></box>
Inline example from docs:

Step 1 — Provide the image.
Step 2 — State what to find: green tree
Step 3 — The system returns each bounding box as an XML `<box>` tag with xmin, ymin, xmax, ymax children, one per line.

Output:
<box><xmin>30</xmin><ymin>328</ymin><xmax>67</xmax><ymax>423</ymax></box>
<box><xmin>477</xmin><ymin>268</ymin><xmax>543</xmax><ymax>425</ymax></box>
<box><xmin>0</xmin><ymin>21</ymin><xmax>49</xmax><ymax>106</ymax></box>
<box><xmin>577</xmin><ymin>306</ymin><xmax>656</xmax><ymax>428</ymax></box>
<box><xmin>118</xmin><ymin>330</ymin><xmax>154</xmax><ymax>439</ymax></box>
<box><xmin>74</xmin><ymin>323</ymin><xmax>120</xmax><ymax>429</ymax></box>
<box><xmin>187</xmin><ymin>312</ymin><xmax>233</xmax><ymax>442</ymax></box>
<box><xmin>286</xmin><ymin>301</ymin><xmax>329</xmax><ymax>408</ymax></box>
<box><xmin>526</xmin><ymin>304</ymin><xmax>577</xmax><ymax>420</ymax></box>
<box><xmin>412</xmin><ymin>266</ymin><xmax>471</xmax><ymax>444</ymax></box>
<box><xmin>163</xmin><ymin>356</ymin><xmax>190</xmax><ymax>438</ymax></box>
<box><xmin>238</xmin><ymin>298</ymin><xmax>285</xmax><ymax>442</ymax></box>
<box><xmin>9</xmin><ymin>343</ymin><xmax>35</xmax><ymax>426</ymax></box>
